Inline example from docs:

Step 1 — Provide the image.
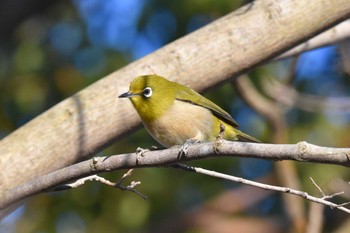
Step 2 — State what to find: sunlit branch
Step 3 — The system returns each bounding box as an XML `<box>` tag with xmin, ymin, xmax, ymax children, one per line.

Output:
<box><xmin>276</xmin><ymin>20</ymin><xmax>350</xmax><ymax>60</ymax></box>
<box><xmin>1</xmin><ymin>140</ymin><xmax>350</xmax><ymax>210</ymax></box>
<box><xmin>173</xmin><ymin>164</ymin><xmax>350</xmax><ymax>214</ymax></box>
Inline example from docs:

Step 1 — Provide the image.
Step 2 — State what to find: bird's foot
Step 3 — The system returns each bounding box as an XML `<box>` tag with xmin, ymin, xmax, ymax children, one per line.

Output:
<box><xmin>178</xmin><ymin>138</ymin><xmax>199</xmax><ymax>159</ymax></box>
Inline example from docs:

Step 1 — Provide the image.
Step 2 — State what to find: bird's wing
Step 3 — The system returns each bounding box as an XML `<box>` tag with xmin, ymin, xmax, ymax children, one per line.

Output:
<box><xmin>175</xmin><ymin>88</ymin><xmax>239</xmax><ymax>128</ymax></box>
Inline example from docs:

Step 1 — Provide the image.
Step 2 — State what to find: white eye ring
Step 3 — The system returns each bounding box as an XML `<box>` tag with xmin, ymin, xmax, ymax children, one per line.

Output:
<box><xmin>143</xmin><ymin>87</ymin><xmax>153</xmax><ymax>97</ymax></box>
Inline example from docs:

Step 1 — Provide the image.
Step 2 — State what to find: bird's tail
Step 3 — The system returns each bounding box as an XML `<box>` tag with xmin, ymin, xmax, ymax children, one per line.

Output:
<box><xmin>236</xmin><ymin>130</ymin><xmax>260</xmax><ymax>143</ymax></box>
<box><xmin>222</xmin><ymin>123</ymin><xmax>260</xmax><ymax>143</ymax></box>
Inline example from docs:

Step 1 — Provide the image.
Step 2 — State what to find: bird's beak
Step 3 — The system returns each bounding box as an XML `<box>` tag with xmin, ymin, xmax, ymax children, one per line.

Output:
<box><xmin>118</xmin><ymin>92</ymin><xmax>137</xmax><ymax>98</ymax></box>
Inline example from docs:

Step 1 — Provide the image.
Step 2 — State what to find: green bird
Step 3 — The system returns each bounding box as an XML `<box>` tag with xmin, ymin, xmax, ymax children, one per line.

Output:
<box><xmin>119</xmin><ymin>75</ymin><xmax>259</xmax><ymax>147</ymax></box>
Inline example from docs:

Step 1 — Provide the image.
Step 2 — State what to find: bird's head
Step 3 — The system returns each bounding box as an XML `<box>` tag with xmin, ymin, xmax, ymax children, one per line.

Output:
<box><xmin>119</xmin><ymin>75</ymin><xmax>179</xmax><ymax>122</ymax></box>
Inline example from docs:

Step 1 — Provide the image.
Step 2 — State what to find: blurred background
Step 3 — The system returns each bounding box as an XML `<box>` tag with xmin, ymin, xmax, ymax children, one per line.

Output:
<box><xmin>0</xmin><ymin>0</ymin><xmax>350</xmax><ymax>232</ymax></box>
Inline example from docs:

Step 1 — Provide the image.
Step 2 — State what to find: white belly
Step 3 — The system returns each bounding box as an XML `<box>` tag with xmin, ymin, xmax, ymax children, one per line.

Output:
<box><xmin>144</xmin><ymin>100</ymin><xmax>213</xmax><ymax>147</ymax></box>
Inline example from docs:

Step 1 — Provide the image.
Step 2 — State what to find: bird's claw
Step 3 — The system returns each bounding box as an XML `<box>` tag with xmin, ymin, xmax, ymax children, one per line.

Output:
<box><xmin>178</xmin><ymin>138</ymin><xmax>199</xmax><ymax>159</ymax></box>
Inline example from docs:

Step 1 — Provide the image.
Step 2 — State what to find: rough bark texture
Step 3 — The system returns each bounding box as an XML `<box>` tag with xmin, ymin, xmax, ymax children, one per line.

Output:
<box><xmin>1</xmin><ymin>0</ymin><xmax>350</xmax><ymax>193</ymax></box>
<box><xmin>2</xmin><ymin>141</ymin><xmax>350</xmax><ymax>210</ymax></box>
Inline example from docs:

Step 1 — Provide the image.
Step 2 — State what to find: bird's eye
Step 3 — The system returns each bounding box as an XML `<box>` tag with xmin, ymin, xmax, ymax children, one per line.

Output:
<box><xmin>143</xmin><ymin>87</ymin><xmax>153</xmax><ymax>98</ymax></box>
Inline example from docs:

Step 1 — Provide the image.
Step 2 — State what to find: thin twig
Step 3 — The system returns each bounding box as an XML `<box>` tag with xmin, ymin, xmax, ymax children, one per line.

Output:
<box><xmin>172</xmin><ymin>164</ymin><xmax>350</xmax><ymax>214</ymax></box>
<box><xmin>53</xmin><ymin>170</ymin><xmax>147</xmax><ymax>199</ymax></box>
<box><xmin>309</xmin><ymin>177</ymin><xmax>345</xmax><ymax>201</ymax></box>
<box><xmin>114</xmin><ymin>169</ymin><xmax>148</xmax><ymax>199</ymax></box>
<box><xmin>309</xmin><ymin>177</ymin><xmax>350</xmax><ymax>211</ymax></box>
<box><xmin>52</xmin><ymin>175</ymin><xmax>101</xmax><ymax>191</ymax></box>
<box><xmin>310</xmin><ymin>177</ymin><xmax>326</xmax><ymax>197</ymax></box>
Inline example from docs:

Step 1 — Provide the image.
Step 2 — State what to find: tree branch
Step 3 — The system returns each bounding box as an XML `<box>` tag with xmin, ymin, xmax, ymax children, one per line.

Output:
<box><xmin>1</xmin><ymin>141</ymin><xmax>350</xmax><ymax>210</ymax></box>
<box><xmin>277</xmin><ymin>20</ymin><xmax>350</xmax><ymax>60</ymax></box>
<box><xmin>54</xmin><ymin>172</ymin><xmax>148</xmax><ymax>199</ymax></box>
<box><xmin>173</xmin><ymin>164</ymin><xmax>350</xmax><ymax>215</ymax></box>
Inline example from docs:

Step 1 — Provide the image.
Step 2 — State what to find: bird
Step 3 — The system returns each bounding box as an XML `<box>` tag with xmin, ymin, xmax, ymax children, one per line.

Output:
<box><xmin>119</xmin><ymin>75</ymin><xmax>259</xmax><ymax>148</ymax></box>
